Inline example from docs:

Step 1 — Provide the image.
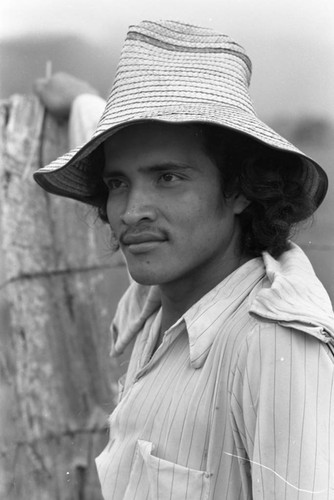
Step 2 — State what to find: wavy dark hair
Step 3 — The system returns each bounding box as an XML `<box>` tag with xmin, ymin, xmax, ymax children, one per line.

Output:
<box><xmin>95</xmin><ymin>123</ymin><xmax>315</xmax><ymax>259</ymax></box>
<box><xmin>200</xmin><ymin>124</ymin><xmax>315</xmax><ymax>258</ymax></box>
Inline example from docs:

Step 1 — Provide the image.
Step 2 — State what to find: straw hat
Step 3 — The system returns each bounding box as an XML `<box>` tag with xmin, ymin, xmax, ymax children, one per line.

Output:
<box><xmin>33</xmin><ymin>20</ymin><xmax>328</xmax><ymax>208</ymax></box>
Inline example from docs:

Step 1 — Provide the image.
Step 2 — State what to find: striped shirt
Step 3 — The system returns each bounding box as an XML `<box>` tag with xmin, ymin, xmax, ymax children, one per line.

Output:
<box><xmin>96</xmin><ymin>243</ymin><xmax>334</xmax><ymax>499</ymax></box>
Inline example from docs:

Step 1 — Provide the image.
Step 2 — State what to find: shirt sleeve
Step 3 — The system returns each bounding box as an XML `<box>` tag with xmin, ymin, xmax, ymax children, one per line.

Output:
<box><xmin>231</xmin><ymin>323</ymin><xmax>334</xmax><ymax>499</ymax></box>
<box><xmin>68</xmin><ymin>93</ymin><xmax>106</xmax><ymax>149</ymax></box>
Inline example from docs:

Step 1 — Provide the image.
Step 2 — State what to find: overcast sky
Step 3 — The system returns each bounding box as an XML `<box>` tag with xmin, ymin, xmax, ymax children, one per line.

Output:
<box><xmin>2</xmin><ymin>0</ymin><xmax>333</xmax><ymax>43</ymax></box>
<box><xmin>1</xmin><ymin>0</ymin><xmax>333</xmax><ymax>119</ymax></box>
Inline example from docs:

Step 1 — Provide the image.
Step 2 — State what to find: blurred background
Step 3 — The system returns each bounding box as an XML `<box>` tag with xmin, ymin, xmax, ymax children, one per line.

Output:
<box><xmin>1</xmin><ymin>0</ymin><xmax>334</xmax><ymax>121</ymax></box>
<box><xmin>0</xmin><ymin>2</ymin><xmax>333</xmax><ymax>498</ymax></box>
<box><xmin>3</xmin><ymin>0</ymin><xmax>333</xmax><ymax>290</ymax></box>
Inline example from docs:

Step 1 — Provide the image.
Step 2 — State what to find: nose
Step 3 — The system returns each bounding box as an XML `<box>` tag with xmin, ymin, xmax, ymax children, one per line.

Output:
<box><xmin>120</xmin><ymin>188</ymin><xmax>157</xmax><ymax>225</ymax></box>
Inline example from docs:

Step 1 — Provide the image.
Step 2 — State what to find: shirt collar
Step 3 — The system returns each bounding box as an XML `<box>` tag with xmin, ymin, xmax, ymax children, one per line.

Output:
<box><xmin>182</xmin><ymin>258</ymin><xmax>265</xmax><ymax>367</ymax></box>
<box><xmin>110</xmin><ymin>257</ymin><xmax>265</xmax><ymax>368</ymax></box>
<box><xmin>110</xmin><ymin>243</ymin><xmax>334</xmax><ymax>369</ymax></box>
<box><xmin>249</xmin><ymin>242</ymin><xmax>334</xmax><ymax>344</ymax></box>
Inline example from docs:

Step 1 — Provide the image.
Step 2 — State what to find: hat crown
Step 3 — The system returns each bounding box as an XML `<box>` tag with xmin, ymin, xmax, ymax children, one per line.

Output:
<box><xmin>33</xmin><ymin>19</ymin><xmax>327</xmax><ymax>210</ymax></box>
<box><xmin>126</xmin><ymin>20</ymin><xmax>252</xmax><ymax>74</ymax></box>
<box><xmin>99</xmin><ymin>20</ymin><xmax>255</xmax><ymax>130</ymax></box>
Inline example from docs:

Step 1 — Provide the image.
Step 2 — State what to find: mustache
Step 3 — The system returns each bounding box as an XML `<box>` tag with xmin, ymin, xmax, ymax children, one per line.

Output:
<box><xmin>119</xmin><ymin>224</ymin><xmax>168</xmax><ymax>245</ymax></box>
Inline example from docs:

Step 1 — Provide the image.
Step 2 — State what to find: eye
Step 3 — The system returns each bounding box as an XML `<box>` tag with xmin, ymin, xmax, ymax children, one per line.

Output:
<box><xmin>160</xmin><ymin>173</ymin><xmax>180</xmax><ymax>183</ymax></box>
<box><xmin>104</xmin><ymin>178</ymin><xmax>127</xmax><ymax>191</ymax></box>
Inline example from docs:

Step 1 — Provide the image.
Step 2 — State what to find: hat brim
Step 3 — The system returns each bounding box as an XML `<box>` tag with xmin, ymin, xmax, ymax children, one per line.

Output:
<box><xmin>33</xmin><ymin>105</ymin><xmax>328</xmax><ymax>209</ymax></box>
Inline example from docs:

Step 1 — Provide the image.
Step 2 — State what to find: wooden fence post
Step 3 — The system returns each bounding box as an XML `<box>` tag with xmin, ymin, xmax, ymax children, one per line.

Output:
<box><xmin>0</xmin><ymin>95</ymin><xmax>128</xmax><ymax>500</ymax></box>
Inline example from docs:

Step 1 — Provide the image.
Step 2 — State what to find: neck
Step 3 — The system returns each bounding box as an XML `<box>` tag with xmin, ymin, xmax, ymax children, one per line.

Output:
<box><xmin>159</xmin><ymin>253</ymin><xmax>251</xmax><ymax>333</ymax></box>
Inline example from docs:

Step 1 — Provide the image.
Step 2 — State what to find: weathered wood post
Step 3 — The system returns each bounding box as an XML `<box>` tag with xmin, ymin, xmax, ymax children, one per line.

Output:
<box><xmin>0</xmin><ymin>95</ymin><xmax>128</xmax><ymax>499</ymax></box>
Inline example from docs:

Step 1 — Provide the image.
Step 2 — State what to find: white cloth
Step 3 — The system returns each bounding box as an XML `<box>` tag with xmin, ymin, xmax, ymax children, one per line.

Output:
<box><xmin>96</xmin><ymin>243</ymin><xmax>334</xmax><ymax>499</ymax></box>
<box><xmin>68</xmin><ymin>93</ymin><xmax>106</xmax><ymax>149</ymax></box>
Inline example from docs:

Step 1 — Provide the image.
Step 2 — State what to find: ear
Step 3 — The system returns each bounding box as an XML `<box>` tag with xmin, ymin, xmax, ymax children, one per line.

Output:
<box><xmin>230</xmin><ymin>193</ymin><xmax>251</xmax><ymax>214</ymax></box>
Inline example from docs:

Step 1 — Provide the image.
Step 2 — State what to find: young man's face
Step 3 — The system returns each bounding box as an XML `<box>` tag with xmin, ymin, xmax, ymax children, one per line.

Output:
<box><xmin>103</xmin><ymin>123</ymin><xmax>247</xmax><ymax>290</ymax></box>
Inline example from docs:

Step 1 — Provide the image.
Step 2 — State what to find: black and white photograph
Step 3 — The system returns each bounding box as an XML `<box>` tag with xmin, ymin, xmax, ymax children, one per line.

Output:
<box><xmin>0</xmin><ymin>1</ymin><xmax>333</xmax><ymax>498</ymax></box>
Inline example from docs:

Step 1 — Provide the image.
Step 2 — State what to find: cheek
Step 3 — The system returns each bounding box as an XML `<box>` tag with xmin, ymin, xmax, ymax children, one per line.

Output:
<box><xmin>105</xmin><ymin>198</ymin><xmax>121</xmax><ymax>232</ymax></box>
<box><xmin>180</xmin><ymin>197</ymin><xmax>233</xmax><ymax>243</ymax></box>
<box><xmin>185</xmin><ymin>191</ymin><xmax>227</xmax><ymax>225</ymax></box>
<box><xmin>173</xmin><ymin>204</ymin><xmax>219</xmax><ymax>241</ymax></box>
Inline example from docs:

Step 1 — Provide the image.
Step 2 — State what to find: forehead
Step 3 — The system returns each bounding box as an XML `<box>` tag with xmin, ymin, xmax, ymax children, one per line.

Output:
<box><xmin>103</xmin><ymin>122</ymin><xmax>209</xmax><ymax>171</ymax></box>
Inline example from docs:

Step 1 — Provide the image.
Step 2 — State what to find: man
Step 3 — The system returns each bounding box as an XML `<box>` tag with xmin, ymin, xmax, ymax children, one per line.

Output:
<box><xmin>34</xmin><ymin>20</ymin><xmax>334</xmax><ymax>499</ymax></box>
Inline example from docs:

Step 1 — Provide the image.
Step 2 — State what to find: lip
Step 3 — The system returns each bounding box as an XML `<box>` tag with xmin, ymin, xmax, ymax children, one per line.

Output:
<box><xmin>121</xmin><ymin>232</ymin><xmax>166</xmax><ymax>245</ymax></box>
<box><xmin>124</xmin><ymin>240</ymin><xmax>165</xmax><ymax>254</ymax></box>
<box><xmin>121</xmin><ymin>232</ymin><xmax>167</xmax><ymax>254</ymax></box>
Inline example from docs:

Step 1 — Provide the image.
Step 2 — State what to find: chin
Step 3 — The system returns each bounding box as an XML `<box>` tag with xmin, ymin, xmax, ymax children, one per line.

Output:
<box><xmin>132</xmin><ymin>278</ymin><xmax>159</xmax><ymax>286</ymax></box>
<box><xmin>128</xmin><ymin>268</ymin><xmax>168</xmax><ymax>286</ymax></box>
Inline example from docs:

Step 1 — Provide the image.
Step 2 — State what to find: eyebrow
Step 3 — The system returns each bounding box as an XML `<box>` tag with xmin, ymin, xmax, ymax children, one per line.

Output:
<box><xmin>103</xmin><ymin>162</ymin><xmax>194</xmax><ymax>179</ymax></box>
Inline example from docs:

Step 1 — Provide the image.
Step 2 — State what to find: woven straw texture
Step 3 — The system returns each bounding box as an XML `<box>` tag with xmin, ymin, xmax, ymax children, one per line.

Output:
<box><xmin>33</xmin><ymin>20</ymin><xmax>327</xmax><ymax>207</ymax></box>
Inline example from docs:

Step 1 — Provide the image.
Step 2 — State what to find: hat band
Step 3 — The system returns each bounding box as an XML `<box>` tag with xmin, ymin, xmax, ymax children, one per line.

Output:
<box><xmin>126</xmin><ymin>32</ymin><xmax>252</xmax><ymax>72</ymax></box>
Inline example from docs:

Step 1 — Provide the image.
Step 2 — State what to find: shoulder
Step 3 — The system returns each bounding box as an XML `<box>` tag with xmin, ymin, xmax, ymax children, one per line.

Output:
<box><xmin>239</xmin><ymin>319</ymin><xmax>331</xmax><ymax>363</ymax></box>
<box><xmin>233</xmin><ymin>320</ymin><xmax>334</xmax><ymax>396</ymax></box>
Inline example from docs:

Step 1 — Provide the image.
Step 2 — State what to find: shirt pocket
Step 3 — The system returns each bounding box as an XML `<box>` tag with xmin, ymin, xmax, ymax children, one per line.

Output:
<box><xmin>137</xmin><ymin>440</ymin><xmax>211</xmax><ymax>500</ymax></box>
